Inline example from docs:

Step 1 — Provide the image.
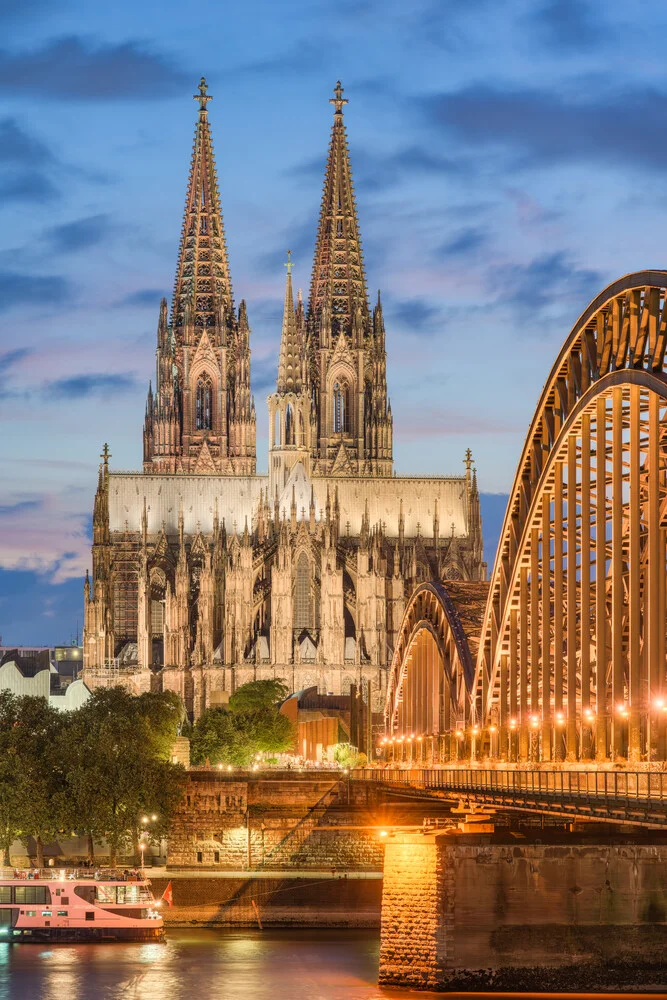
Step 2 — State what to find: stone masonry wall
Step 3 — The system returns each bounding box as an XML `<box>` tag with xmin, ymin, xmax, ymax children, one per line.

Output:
<box><xmin>168</xmin><ymin>773</ymin><xmax>387</xmax><ymax>871</ymax></box>
<box><xmin>379</xmin><ymin>835</ymin><xmax>667</xmax><ymax>992</ymax></box>
<box><xmin>379</xmin><ymin>834</ymin><xmax>441</xmax><ymax>989</ymax></box>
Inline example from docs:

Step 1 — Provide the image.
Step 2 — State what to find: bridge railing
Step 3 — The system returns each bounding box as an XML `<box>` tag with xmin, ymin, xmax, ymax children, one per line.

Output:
<box><xmin>352</xmin><ymin>768</ymin><xmax>667</xmax><ymax>804</ymax></box>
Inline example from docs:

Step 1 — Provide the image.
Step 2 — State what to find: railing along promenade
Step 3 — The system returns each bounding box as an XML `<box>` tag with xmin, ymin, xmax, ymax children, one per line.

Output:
<box><xmin>352</xmin><ymin>766</ymin><xmax>667</xmax><ymax>828</ymax></box>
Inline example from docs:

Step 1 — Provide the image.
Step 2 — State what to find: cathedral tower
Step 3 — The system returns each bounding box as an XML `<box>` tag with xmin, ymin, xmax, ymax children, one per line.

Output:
<box><xmin>268</xmin><ymin>252</ymin><xmax>314</xmax><ymax>493</ymax></box>
<box><xmin>143</xmin><ymin>78</ymin><xmax>256</xmax><ymax>475</ymax></box>
<box><xmin>306</xmin><ymin>82</ymin><xmax>393</xmax><ymax>477</ymax></box>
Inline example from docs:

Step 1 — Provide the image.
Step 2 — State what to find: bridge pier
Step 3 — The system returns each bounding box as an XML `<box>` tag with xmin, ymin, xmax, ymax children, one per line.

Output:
<box><xmin>380</xmin><ymin>831</ymin><xmax>667</xmax><ymax>991</ymax></box>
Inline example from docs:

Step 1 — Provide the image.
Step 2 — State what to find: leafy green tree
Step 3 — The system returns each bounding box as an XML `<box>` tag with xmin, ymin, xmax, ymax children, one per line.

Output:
<box><xmin>0</xmin><ymin>692</ymin><xmax>23</xmax><ymax>865</ymax></box>
<box><xmin>60</xmin><ymin>687</ymin><xmax>186</xmax><ymax>865</ymax></box>
<box><xmin>0</xmin><ymin>692</ymin><xmax>67</xmax><ymax>867</ymax></box>
<box><xmin>190</xmin><ymin>693</ymin><xmax>294</xmax><ymax>767</ymax></box>
<box><xmin>228</xmin><ymin>679</ymin><xmax>289</xmax><ymax>714</ymax></box>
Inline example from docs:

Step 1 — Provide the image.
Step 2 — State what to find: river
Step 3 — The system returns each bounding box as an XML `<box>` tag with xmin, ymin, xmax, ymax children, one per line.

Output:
<box><xmin>0</xmin><ymin>929</ymin><xmax>659</xmax><ymax>999</ymax></box>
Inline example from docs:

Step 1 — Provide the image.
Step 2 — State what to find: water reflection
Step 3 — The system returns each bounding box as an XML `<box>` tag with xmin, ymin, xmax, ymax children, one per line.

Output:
<box><xmin>0</xmin><ymin>930</ymin><xmax>662</xmax><ymax>1000</ymax></box>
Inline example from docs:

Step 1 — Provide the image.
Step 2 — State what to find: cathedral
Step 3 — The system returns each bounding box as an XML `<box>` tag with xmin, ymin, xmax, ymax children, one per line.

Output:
<box><xmin>82</xmin><ymin>79</ymin><xmax>485</xmax><ymax>718</ymax></box>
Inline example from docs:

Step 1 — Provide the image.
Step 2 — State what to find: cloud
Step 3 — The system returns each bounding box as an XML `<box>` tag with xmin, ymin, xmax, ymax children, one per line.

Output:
<box><xmin>534</xmin><ymin>0</ymin><xmax>601</xmax><ymax>50</ymax></box>
<box><xmin>45</xmin><ymin>373</ymin><xmax>139</xmax><ymax>399</ymax></box>
<box><xmin>291</xmin><ymin>143</ymin><xmax>467</xmax><ymax>194</ymax></box>
<box><xmin>0</xmin><ymin>491</ymin><xmax>90</xmax><ymax>583</ymax></box>
<box><xmin>434</xmin><ymin>226</ymin><xmax>487</xmax><ymax>259</ymax></box>
<box><xmin>45</xmin><ymin>214</ymin><xmax>111</xmax><ymax>254</ymax></box>
<box><xmin>389</xmin><ymin>297</ymin><xmax>443</xmax><ymax>334</ymax></box>
<box><xmin>114</xmin><ymin>288</ymin><xmax>164</xmax><ymax>309</ymax></box>
<box><xmin>423</xmin><ymin>83</ymin><xmax>667</xmax><ymax>171</ymax></box>
<box><xmin>0</xmin><ymin>271</ymin><xmax>70</xmax><ymax>313</ymax></box>
<box><xmin>0</xmin><ymin>118</ymin><xmax>54</xmax><ymax>167</ymax></box>
<box><xmin>395</xmin><ymin>406</ymin><xmax>520</xmax><ymax>440</ymax></box>
<box><xmin>493</xmin><ymin>251</ymin><xmax>604</xmax><ymax>317</ymax></box>
<box><xmin>0</xmin><ymin>118</ymin><xmax>59</xmax><ymax>204</ymax></box>
<box><xmin>0</xmin><ymin>37</ymin><xmax>189</xmax><ymax>100</ymax></box>
<box><xmin>0</xmin><ymin>347</ymin><xmax>31</xmax><ymax>376</ymax></box>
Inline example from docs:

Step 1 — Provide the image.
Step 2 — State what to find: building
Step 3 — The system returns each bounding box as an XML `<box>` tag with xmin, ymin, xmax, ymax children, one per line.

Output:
<box><xmin>83</xmin><ymin>79</ymin><xmax>485</xmax><ymax>718</ymax></box>
<box><xmin>0</xmin><ymin>650</ymin><xmax>91</xmax><ymax>711</ymax></box>
<box><xmin>0</xmin><ymin>644</ymin><xmax>84</xmax><ymax>685</ymax></box>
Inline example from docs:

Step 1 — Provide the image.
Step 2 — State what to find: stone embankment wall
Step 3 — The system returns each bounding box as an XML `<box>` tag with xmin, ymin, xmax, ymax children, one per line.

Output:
<box><xmin>380</xmin><ymin>834</ymin><xmax>667</xmax><ymax>992</ymax></box>
<box><xmin>150</xmin><ymin>875</ymin><xmax>382</xmax><ymax>928</ymax></box>
<box><xmin>168</xmin><ymin>772</ymin><xmax>415</xmax><ymax>872</ymax></box>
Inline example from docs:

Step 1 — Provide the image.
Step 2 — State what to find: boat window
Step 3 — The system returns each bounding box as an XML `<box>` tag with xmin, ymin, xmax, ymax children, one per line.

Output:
<box><xmin>15</xmin><ymin>887</ymin><xmax>50</xmax><ymax>905</ymax></box>
<box><xmin>57</xmin><ymin>910</ymin><xmax>68</xmax><ymax>916</ymax></box>
<box><xmin>95</xmin><ymin>885</ymin><xmax>116</xmax><ymax>903</ymax></box>
<box><xmin>0</xmin><ymin>910</ymin><xmax>13</xmax><ymax>925</ymax></box>
<box><xmin>115</xmin><ymin>885</ymin><xmax>140</xmax><ymax>904</ymax></box>
<box><xmin>41</xmin><ymin>911</ymin><xmax>52</xmax><ymax>917</ymax></box>
<box><xmin>85</xmin><ymin>912</ymin><xmax>95</xmax><ymax>922</ymax></box>
<box><xmin>0</xmin><ymin>887</ymin><xmax>10</xmax><ymax>903</ymax></box>
<box><xmin>26</xmin><ymin>911</ymin><xmax>36</xmax><ymax>917</ymax></box>
<box><xmin>74</xmin><ymin>886</ymin><xmax>95</xmax><ymax>904</ymax></box>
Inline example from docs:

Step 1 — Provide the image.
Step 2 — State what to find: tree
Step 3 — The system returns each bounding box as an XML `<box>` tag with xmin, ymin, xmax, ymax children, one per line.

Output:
<box><xmin>0</xmin><ymin>692</ymin><xmax>23</xmax><ymax>865</ymax></box>
<box><xmin>228</xmin><ymin>679</ymin><xmax>289</xmax><ymax>714</ymax></box>
<box><xmin>0</xmin><ymin>693</ymin><xmax>67</xmax><ymax>867</ymax></box>
<box><xmin>190</xmin><ymin>689</ymin><xmax>295</xmax><ymax>767</ymax></box>
<box><xmin>60</xmin><ymin>687</ymin><xmax>186</xmax><ymax>865</ymax></box>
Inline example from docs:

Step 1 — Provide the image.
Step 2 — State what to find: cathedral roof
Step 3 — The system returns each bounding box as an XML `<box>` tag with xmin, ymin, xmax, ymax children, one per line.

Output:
<box><xmin>308</xmin><ymin>81</ymin><xmax>369</xmax><ymax>333</ymax></box>
<box><xmin>171</xmin><ymin>77</ymin><xmax>233</xmax><ymax>335</ymax></box>
<box><xmin>276</xmin><ymin>252</ymin><xmax>302</xmax><ymax>394</ymax></box>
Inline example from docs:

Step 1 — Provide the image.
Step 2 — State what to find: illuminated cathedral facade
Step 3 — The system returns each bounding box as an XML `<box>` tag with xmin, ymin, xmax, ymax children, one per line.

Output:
<box><xmin>83</xmin><ymin>80</ymin><xmax>485</xmax><ymax>718</ymax></box>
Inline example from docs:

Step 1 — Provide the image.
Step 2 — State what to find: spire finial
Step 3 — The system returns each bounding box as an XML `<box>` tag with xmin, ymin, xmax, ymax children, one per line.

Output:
<box><xmin>194</xmin><ymin>77</ymin><xmax>212</xmax><ymax>112</ymax></box>
<box><xmin>330</xmin><ymin>80</ymin><xmax>348</xmax><ymax>115</ymax></box>
<box><xmin>284</xmin><ymin>249</ymin><xmax>294</xmax><ymax>276</ymax></box>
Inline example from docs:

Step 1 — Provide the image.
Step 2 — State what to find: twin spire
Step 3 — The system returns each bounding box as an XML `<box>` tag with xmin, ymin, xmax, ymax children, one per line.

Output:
<box><xmin>171</xmin><ymin>77</ymin><xmax>233</xmax><ymax>334</ymax></box>
<box><xmin>308</xmin><ymin>80</ymin><xmax>369</xmax><ymax>331</ymax></box>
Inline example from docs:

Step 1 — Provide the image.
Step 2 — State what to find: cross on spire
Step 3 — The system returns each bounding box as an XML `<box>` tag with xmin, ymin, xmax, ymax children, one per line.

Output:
<box><xmin>284</xmin><ymin>249</ymin><xmax>294</xmax><ymax>276</ymax></box>
<box><xmin>101</xmin><ymin>443</ymin><xmax>111</xmax><ymax>466</ymax></box>
<box><xmin>330</xmin><ymin>80</ymin><xmax>348</xmax><ymax>114</ymax></box>
<box><xmin>194</xmin><ymin>77</ymin><xmax>212</xmax><ymax>112</ymax></box>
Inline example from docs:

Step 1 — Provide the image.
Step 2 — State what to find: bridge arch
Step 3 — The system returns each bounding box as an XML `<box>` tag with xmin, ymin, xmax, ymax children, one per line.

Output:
<box><xmin>384</xmin><ymin>582</ymin><xmax>478</xmax><ymax>760</ymax></box>
<box><xmin>385</xmin><ymin>272</ymin><xmax>667</xmax><ymax>765</ymax></box>
<box><xmin>476</xmin><ymin>272</ymin><xmax>667</xmax><ymax>763</ymax></box>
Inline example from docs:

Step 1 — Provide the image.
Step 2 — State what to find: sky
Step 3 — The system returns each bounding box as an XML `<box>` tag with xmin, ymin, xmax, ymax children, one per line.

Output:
<box><xmin>1</xmin><ymin>0</ymin><xmax>665</xmax><ymax>644</ymax></box>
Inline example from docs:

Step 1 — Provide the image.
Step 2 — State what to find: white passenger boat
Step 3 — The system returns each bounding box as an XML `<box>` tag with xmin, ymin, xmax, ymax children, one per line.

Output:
<box><xmin>0</xmin><ymin>869</ymin><xmax>165</xmax><ymax>942</ymax></box>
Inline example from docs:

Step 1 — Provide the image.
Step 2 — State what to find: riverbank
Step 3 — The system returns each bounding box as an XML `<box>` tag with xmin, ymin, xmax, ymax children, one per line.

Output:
<box><xmin>150</xmin><ymin>874</ymin><xmax>382</xmax><ymax>927</ymax></box>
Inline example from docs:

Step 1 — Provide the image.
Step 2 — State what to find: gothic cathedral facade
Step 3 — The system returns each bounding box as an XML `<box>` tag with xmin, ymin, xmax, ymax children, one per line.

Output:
<box><xmin>83</xmin><ymin>80</ymin><xmax>485</xmax><ymax>718</ymax></box>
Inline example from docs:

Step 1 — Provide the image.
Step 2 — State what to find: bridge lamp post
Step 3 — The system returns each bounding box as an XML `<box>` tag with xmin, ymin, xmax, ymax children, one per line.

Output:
<box><xmin>649</xmin><ymin>700</ymin><xmax>667</xmax><ymax>762</ymax></box>
<box><xmin>614</xmin><ymin>704</ymin><xmax>629</xmax><ymax>761</ymax></box>
<box><xmin>488</xmin><ymin>724</ymin><xmax>497</xmax><ymax>760</ymax></box>
<box><xmin>508</xmin><ymin>718</ymin><xmax>517</xmax><ymax>762</ymax></box>
<box><xmin>529</xmin><ymin>715</ymin><xmax>540</xmax><ymax>762</ymax></box>
<box><xmin>471</xmin><ymin>725</ymin><xmax>480</xmax><ymax>764</ymax></box>
<box><xmin>555</xmin><ymin>713</ymin><xmax>566</xmax><ymax>761</ymax></box>
<box><xmin>583</xmin><ymin>709</ymin><xmax>596</xmax><ymax>760</ymax></box>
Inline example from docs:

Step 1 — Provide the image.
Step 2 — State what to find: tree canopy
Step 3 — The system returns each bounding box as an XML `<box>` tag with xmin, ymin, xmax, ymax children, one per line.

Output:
<box><xmin>190</xmin><ymin>679</ymin><xmax>294</xmax><ymax>767</ymax></box>
<box><xmin>0</xmin><ymin>687</ymin><xmax>186</xmax><ymax>867</ymax></box>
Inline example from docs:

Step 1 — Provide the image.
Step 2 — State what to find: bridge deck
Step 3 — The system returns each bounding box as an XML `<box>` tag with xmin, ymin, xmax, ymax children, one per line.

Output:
<box><xmin>354</xmin><ymin>768</ymin><xmax>667</xmax><ymax>828</ymax></box>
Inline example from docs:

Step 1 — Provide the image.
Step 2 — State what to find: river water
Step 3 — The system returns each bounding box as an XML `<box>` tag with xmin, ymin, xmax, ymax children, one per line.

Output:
<box><xmin>0</xmin><ymin>929</ymin><xmax>659</xmax><ymax>1000</ymax></box>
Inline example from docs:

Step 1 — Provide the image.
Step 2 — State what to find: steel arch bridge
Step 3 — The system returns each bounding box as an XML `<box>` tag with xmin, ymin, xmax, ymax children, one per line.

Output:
<box><xmin>385</xmin><ymin>271</ymin><xmax>667</xmax><ymax>765</ymax></box>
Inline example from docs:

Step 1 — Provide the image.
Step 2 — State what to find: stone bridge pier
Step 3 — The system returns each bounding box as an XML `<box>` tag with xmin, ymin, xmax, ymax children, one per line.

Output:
<box><xmin>379</xmin><ymin>831</ymin><xmax>667</xmax><ymax>992</ymax></box>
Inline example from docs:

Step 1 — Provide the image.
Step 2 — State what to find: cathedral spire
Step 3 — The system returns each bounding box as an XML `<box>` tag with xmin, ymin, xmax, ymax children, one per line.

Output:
<box><xmin>308</xmin><ymin>81</ymin><xmax>368</xmax><ymax>336</ymax></box>
<box><xmin>172</xmin><ymin>77</ymin><xmax>233</xmax><ymax>334</ymax></box>
<box><xmin>276</xmin><ymin>250</ymin><xmax>301</xmax><ymax>394</ymax></box>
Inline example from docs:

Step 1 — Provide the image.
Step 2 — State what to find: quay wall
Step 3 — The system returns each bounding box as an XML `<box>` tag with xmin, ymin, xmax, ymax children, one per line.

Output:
<box><xmin>149</xmin><ymin>875</ymin><xmax>382</xmax><ymax>928</ymax></box>
<box><xmin>380</xmin><ymin>835</ymin><xmax>667</xmax><ymax>992</ymax></box>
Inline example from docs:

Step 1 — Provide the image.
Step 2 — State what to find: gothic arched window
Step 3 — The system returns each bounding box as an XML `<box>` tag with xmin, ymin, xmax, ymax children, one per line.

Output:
<box><xmin>285</xmin><ymin>404</ymin><xmax>295</xmax><ymax>446</ymax></box>
<box><xmin>196</xmin><ymin>373</ymin><xmax>212</xmax><ymax>430</ymax></box>
<box><xmin>294</xmin><ymin>552</ymin><xmax>311</xmax><ymax>632</ymax></box>
<box><xmin>333</xmin><ymin>381</ymin><xmax>348</xmax><ymax>434</ymax></box>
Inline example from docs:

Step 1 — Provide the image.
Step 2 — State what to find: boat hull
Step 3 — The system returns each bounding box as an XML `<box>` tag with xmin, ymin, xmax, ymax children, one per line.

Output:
<box><xmin>7</xmin><ymin>925</ymin><xmax>165</xmax><ymax>943</ymax></box>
